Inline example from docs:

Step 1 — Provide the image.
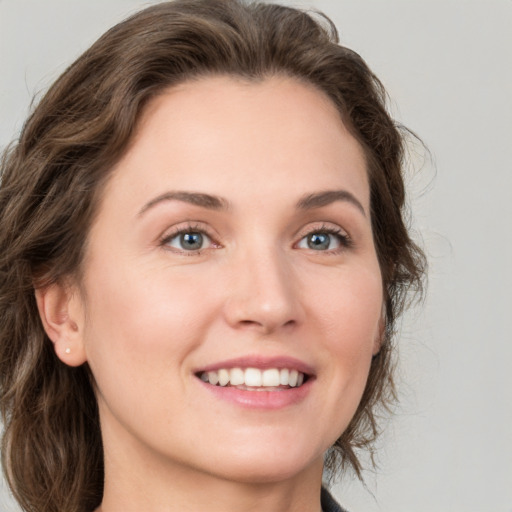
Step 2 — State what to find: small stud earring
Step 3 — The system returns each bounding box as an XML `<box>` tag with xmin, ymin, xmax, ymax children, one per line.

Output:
<box><xmin>65</xmin><ymin>348</ymin><xmax>71</xmax><ymax>354</ymax></box>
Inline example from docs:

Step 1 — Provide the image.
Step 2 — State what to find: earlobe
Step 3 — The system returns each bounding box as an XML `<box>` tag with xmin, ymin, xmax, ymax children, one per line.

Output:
<box><xmin>35</xmin><ymin>282</ymin><xmax>87</xmax><ymax>367</ymax></box>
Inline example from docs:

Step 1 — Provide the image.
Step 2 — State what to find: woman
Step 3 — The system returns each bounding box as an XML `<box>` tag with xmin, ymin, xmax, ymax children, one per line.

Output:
<box><xmin>0</xmin><ymin>1</ymin><xmax>425</xmax><ymax>511</ymax></box>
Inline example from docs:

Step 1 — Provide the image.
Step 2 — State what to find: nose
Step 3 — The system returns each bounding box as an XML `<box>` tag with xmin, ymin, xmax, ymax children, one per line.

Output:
<box><xmin>222</xmin><ymin>246</ymin><xmax>303</xmax><ymax>335</ymax></box>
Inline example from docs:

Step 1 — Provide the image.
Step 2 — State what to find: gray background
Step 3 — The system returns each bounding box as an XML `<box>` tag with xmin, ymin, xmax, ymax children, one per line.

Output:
<box><xmin>1</xmin><ymin>1</ymin><xmax>511</xmax><ymax>511</ymax></box>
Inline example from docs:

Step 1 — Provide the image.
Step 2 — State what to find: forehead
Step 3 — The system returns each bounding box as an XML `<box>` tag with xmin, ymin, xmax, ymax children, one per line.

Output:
<box><xmin>103</xmin><ymin>75</ymin><xmax>369</xmax><ymax>213</ymax></box>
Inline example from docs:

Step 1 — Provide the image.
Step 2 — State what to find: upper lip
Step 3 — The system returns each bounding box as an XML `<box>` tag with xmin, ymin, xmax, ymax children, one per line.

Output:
<box><xmin>195</xmin><ymin>355</ymin><xmax>315</xmax><ymax>376</ymax></box>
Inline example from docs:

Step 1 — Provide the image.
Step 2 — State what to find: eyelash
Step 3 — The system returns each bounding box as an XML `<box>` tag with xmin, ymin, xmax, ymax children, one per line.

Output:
<box><xmin>159</xmin><ymin>223</ymin><xmax>218</xmax><ymax>255</ymax></box>
<box><xmin>295</xmin><ymin>224</ymin><xmax>353</xmax><ymax>253</ymax></box>
<box><xmin>159</xmin><ymin>222</ymin><xmax>353</xmax><ymax>255</ymax></box>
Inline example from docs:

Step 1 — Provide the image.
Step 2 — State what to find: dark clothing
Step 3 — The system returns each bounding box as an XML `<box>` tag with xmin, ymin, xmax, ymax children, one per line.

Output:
<box><xmin>321</xmin><ymin>487</ymin><xmax>348</xmax><ymax>512</ymax></box>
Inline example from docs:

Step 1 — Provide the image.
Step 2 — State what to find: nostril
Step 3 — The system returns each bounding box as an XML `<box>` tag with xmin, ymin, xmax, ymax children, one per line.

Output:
<box><xmin>235</xmin><ymin>318</ymin><xmax>296</xmax><ymax>333</ymax></box>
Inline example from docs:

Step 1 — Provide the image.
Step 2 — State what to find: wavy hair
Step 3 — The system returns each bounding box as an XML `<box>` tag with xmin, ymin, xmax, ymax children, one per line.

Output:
<box><xmin>0</xmin><ymin>1</ymin><xmax>426</xmax><ymax>510</ymax></box>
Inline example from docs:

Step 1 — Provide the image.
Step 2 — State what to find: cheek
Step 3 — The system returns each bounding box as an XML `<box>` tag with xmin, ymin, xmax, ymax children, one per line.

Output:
<box><xmin>80</xmin><ymin>260</ymin><xmax>218</xmax><ymax>389</ymax></box>
<box><xmin>79</xmin><ymin>262</ymin><xmax>225</xmax><ymax>439</ymax></box>
<box><xmin>306</xmin><ymin>264</ymin><xmax>382</xmax><ymax>416</ymax></box>
<box><xmin>311</xmin><ymin>264</ymin><xmax>383</xmax><ymax>348</ymax></box>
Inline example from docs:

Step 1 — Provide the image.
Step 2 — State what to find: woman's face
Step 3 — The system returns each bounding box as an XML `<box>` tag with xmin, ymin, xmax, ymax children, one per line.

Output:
<box><xmin>72</xmin><ymin>76</ymin><xmax>383</xmax><ymax>484</ymax></box>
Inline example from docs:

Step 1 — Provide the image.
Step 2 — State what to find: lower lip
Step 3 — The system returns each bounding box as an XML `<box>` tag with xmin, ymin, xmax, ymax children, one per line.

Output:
<box><xmin>197</xmin><ymin>378</ymin><xmax>314</xmax><ymax>409</ymax></box>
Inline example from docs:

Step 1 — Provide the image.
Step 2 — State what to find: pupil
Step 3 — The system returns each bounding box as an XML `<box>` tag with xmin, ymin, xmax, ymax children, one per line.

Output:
<box><xmin>308</xmin><ymin>233</ymin><xmax>330</xmax><ymax>250</ymax></box>
<box><xmin>181</xmin><ymin>232</ymin><xmax>203</xmax><ymax>250</ymax></box>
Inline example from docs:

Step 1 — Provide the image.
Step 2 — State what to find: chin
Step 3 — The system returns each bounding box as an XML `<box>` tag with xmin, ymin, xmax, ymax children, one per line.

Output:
<box><xmin>200</xmin><ymin>445</ymin><xmax>324</xmax><ymax>485</ymax></box>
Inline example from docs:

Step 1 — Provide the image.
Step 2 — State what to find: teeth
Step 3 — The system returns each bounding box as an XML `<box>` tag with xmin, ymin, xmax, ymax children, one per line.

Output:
<box><xmin>200</xmin><ymin>367</ymin><xmax>306</xmax><ymax>388</ymax></box>
<box><xmin>218</xmin><ymin>369</ymin><xmax>230</xmax><ymax>386</ymax></box>
<box><xmin>288</xmin><ymin>369</ymin><xmax>298</xmax><ymax>387</ymax></box>
<box><xmin>244</xmin><ymin>368</ymin><xmax>262</xmax><ymax>387</ymax></box>
<box><xmin>208</xmin><ymin>371</ymin><xmax>219</xmax><ymax>385</ymax></box>
<box><xmin>262</xmin><ymin>369</ymin><xmax>280</xmax><ymax>387</ymax></box>
<box><xmin>229</xmin><ymin>368</ymin><xmax>245</xmax><ymax>386</ymax></box>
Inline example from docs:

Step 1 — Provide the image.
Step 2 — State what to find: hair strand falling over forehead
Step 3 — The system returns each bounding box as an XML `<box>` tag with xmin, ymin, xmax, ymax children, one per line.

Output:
<box><xmin>0</xmin><ymin>1</ymin><xmax>426</xmax><ymax>510</ymax></box>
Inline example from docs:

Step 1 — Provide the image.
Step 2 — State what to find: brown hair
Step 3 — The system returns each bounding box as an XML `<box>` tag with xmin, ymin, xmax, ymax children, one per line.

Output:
<box><xmin>0</xmin><ymin>1</ymin><xmax>425</xmax><ymax>511</ymax></box>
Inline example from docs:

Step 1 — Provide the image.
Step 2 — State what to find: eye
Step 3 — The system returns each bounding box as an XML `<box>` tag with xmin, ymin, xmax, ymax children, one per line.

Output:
<box><xmin>296</xmin><ymin>228</ymin><xmax>350</xmax><ymax>252</ymax></box>
<box><xmin>163</xmin><ymin>230</ymin><xmax>213</xmax><ymax>252</ymax></box>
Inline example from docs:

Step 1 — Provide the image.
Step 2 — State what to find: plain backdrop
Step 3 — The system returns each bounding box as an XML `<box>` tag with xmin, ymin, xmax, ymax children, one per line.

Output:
<box><xmin>1</xmin><ymin>1</ymin><xmax>511</xmax><ymax>511</ymax></box>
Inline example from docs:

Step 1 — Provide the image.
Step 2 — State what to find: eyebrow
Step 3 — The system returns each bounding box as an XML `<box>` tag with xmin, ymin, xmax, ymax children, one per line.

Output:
<box><xmin>138</xmin><ymin>188</ymin><xmax>366</xmax><ymax>217</ymax></box>
<box><xmin>138</xmin><ymin>191</ymin><xmax>230</xmax><ymax>216</ymax></box>
<box><xmin>296</xmin><ymin>190</ymin><xmax>366</xmax><ymax>216</ymax></box>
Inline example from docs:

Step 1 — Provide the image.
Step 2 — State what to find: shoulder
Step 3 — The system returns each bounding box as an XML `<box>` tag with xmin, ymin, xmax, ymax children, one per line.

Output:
<box><xmin>321</xmin><ymin>487</ymin><xmax>350</xmax><ymax>512</ymax></box>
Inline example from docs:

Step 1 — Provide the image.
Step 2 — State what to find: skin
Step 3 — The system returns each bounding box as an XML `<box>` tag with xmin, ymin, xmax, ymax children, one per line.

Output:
<box><xmin>37</xmin><ymin>76</ymin><xmax>383</xmax><ymax>512</ymax></box>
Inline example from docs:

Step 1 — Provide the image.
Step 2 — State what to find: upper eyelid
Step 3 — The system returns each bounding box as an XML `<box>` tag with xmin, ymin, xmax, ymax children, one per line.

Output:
<box><xmin>157</xmin><ymin>220</ymin><xmax>351</xmax><ymax>247</ymax></box>
<box><xmin>160</xmin><ymin>221</ymin><xmax>216</xmax><ymax>239</ymax></box>
<box><xmin>293</xmin><ymin>223</ymin><xmax>353</xmax><ymax>251</ymax></box>
<box><xmin>294</xmin><ymin>221</ymin><xmax>350</xmax><ymax>239</ymax></box>
<box><xmin>158</xmin><ymin>222</ymin><xmax>220</xmax><ymax>249</ymax></box>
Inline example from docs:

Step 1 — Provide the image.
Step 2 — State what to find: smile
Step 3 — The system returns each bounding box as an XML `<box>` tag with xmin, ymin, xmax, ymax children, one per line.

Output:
<box><xmin>198</xmin><ymin>367</ymin><xmax>306</xmax><ymax>389</ymax></box>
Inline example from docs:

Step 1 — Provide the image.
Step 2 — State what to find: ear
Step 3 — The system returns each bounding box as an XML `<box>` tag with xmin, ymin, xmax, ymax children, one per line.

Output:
<box><xmin>35</xmin><ymin>281</ymin><xmax>87</xmax><ymax>367</ymax></box>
